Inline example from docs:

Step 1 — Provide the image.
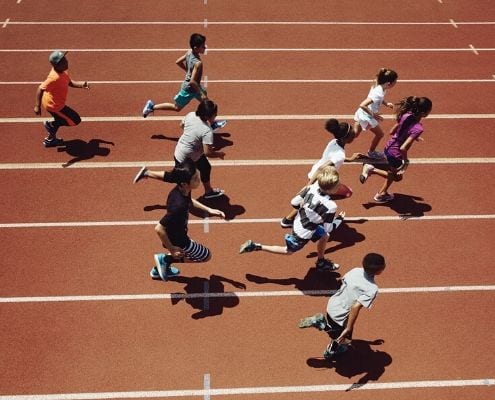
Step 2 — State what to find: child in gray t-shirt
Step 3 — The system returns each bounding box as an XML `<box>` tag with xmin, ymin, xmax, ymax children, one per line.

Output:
<box><xmin>299</xmin><ymin>253</ymin><xmax>386</xmax><ymax>360</ymax></box>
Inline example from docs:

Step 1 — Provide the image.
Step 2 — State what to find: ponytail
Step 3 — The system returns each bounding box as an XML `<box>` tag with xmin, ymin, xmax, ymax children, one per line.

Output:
<box><xmin>325</xmin><ymin>118</ymin><xmax>354</xmax><ymax>140</ymax></box>
<box><xmin>395</xmin><ymin>96</ymin><xmax>433</xmax><ymax>121</ymax></box>
<box><xmin>376</xmin><ymin>68</ymin><xmax>398</xmax><ymax>85</ymax></box>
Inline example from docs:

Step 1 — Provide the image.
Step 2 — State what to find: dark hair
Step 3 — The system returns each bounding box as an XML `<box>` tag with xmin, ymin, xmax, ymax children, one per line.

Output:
<box><xmin>164</xmin><ymin>158</ymin><xmax>197</xmax><ymax>185</ymax></box>
<box><xmin>395</xmin><ymin>96</ymin><xmax>433</xmax><ymax>122</ymax></box>
<box><xmin>196</xmin><ymin>99</ymin><xmax>218</xmax><ymax>121</ymax></box>
<box><xmin>190</xmin><ymin>33</ymin><xmax>206</xmax><ymax>49</ymax></box>
<box><xmin>376</xmin><ymin>68</ymin><xmax>398</xmax><ymax>85</ymax></box>
<box><xmin>362</xmin><ymin>253</ymin><xmax>386</xmax><ymax>274</ymax></box>
<box><xmin>325</xmin><ymin>118</ymin><xmax>355</xmax><ymax>141</ymax></box>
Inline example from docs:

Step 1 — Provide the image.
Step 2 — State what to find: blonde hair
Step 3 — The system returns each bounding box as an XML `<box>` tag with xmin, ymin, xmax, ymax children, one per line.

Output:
<box><xmin>317</xmin><ymin>166</ymin><xmax>340</xmax><ymax>192</ymax></box>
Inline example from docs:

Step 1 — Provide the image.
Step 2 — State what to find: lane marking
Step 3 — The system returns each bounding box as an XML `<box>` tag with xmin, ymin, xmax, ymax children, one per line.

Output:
<box><xmin>2</xmin><ymin>18</ymin><xmax>10</xmax><ymax>28</ymax></box>
<box><xmin>204</xmin><ymin>18</ymin><xmax>207</xmax><ymax>28</ymax></box>
<box><xmin>1</xmin><ymin>286</ymin><xmax>495</xmax><ymax>303</ymax></box>
<box><xmin>203</xmin><ymin>374</ymin><xmax>211</xmax><ymax>400</ymax></box>
<box><xmin>449</xmin><ymin>19</ymin><xmax>458</xmax><ymax>28</ymax></box>
<box><xmin>3</xmin><ymin>78</ymin><xmax>495</xmax><ymax>85</ymax></box>
<box><xmin>2</xmin><ymin>114</ymin><xmax>495</xmax><ymax>124</ymax></box>
<box><xmin>4</xmin><ymin>20</ymin><xmax>495</xmax><ymax>25</ymax></box>
<box><xmin>0</xmin><ymin>157</ymin><xmax>494</xmax><ymax>170</ymax></box>
<box><xmin>1</xmin><ymin>47</ymin><xmax>494</xmax><ymax>53</ymax></box>
<box><xmin>1</xmin><ymin>214</ymin><xmax>494</xmax><ymax>229</ymax></box>
<box><xmin>469</xmin><ymin>44</ymin><xmax>480</xmax><ymax>55</ymax></box>
<box><xmin>0</xmin><ymin>378</ymin><xmax>494</xmax><ymax>398</ymax></box>
<box><xmin>203</xmin><ymin>282</ymin><xmax>210</xmax><ymax>312</ymax></box>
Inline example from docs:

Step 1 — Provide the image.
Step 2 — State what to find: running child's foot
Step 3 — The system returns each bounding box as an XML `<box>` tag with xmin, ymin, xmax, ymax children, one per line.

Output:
<box><xmin>323</xmin><ymin>341</ymin><xmax>349</xmax><ymax>360</ymax></box>
<box><xmin>373</xmin><ymin>192</ymin><xmax>395</xmax><ymax>203</ymax></box>
<box><xmin>153</xmin><ymin>253</ymin><xmax>180</xmax><ymax>281</ymax></box>
<box><xmin>239</xmin><ymin>240</ymin><xmax>261</xmax><ymax>254</ymax></box>
<box><xmin>298</xmin><ymin>313</ymin><xmax>326</xmax><ymax>330</ymax></box>
<box><xmin>367</xmin><ymin>150</ymin><xmax>385</xmax><ymax>160</ymax></box>
<box><xmin>359</xmin><ymin>164</ymin><xmax>374</xmax><ymax>184</ymax></box>
<box><xmin>316</xmin><ymin>258</ymin><xmax>340</xmax><ymax>271</ymax></box>
<box><xmin>43</xmin><ymin>137</ymin><xmax>64</xmax><ymax>148</ymax></box>
<box><xmin>43</xmin><ymin>121</ymin><xmax>56</xmax><ymax>136</ymax></box>
<box><xmin>142</xmin><ymin>100</ymin><xmax>155</xmax><ymax>118</ymax></box>
<box><xmin>211</xmin><ymin>119</ymin><xmax>228</xmax><ymax>132</ymax></box>
<box><xmin>280</xmin><ymin>217</ymin><xmax>294</xmax><ymax>228</ymax></box>
<box><xmin>203</xmin><ymin>188</ymin><xmax>224</xmax><ymax>199</ymax></box>
<box><xmin>133</xmin><ymin>166</ymin><xmax>148</xmax><ymax>183</ymax></box>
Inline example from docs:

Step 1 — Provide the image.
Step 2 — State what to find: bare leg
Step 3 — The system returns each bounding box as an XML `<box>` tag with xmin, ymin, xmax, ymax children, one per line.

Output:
<box><xmin>316</xmin><ymin>234</ymin><xmax>329</xmax><ymax>259</ymax></box>
<box><xmin>153</xmin><ymin>102</ymin><xmax>183</xmax><ymax>112</ymax></box>
<box><xmin>260</xmin><ymin>245</ymin><xmax>291</xmax><ymax>254</ymax></box>
<box><xmin>369</xmin><ymin>125</ymin><xmax>385</xmax><ymax>152</ymax></box>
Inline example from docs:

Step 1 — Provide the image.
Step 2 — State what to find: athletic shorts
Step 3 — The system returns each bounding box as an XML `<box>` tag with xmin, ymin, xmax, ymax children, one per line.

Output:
<box><xmin>182</xmin><ymin>239</ymin><xmax>210</xmax><ymax>262</ymax></box>
<box><xmin>384</xmin><ymin>149</ymin><xmax>404</xmax><ymax>170</ymax></box>
<box><xmin>174</xmin><ymin>86</ymin><xmax>206</xmax><ymax>108</ymax></box>
<box><xmin>354</xmin><ymin>108</ymin><xmax>379</xmax><ymax>130</ymax></box>
<box><xmin>284</xmin><ymin>225</ymin><xmax>326</xmax><ymax>253</ymax></box>
<box><xmin>325</xmin><ymin>314</ymin><xmax>352</xmax><ymax>340</ymax></box>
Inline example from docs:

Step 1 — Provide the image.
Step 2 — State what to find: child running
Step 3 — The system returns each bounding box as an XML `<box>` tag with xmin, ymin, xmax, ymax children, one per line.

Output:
<box><xmin>142</xmin><ymin>33</ymin><xmax>226</xmax><ymax>131</ymax></box>
<box><xmin>298</xmin><ymin>253</ymin><xmax>386</xmax><ymax>360</ymax></box>
<box><xmin>359</xmin><ymin>96</ymin><xmax>433</xmax><ymax>203</ymax></box>
<box><xmin>147</xmin><ymin>158</ymin><xmax>225</xmax><ymax>281</ymax></box>
<box><xmin>34</xmin><ymin>51</ymin><xmax>90</xmax><ymax>147</ymax></box>
<box><xmin>240</xmin><ymin>166</ymin><xmax>345</xmax><ymax>272</ymax></box>
<box><xmin>353</xmin><ymin>68</ymin><xmax>398</xmax><ymax>159</ymax></box>
<box><xmin>134</xmin><ymin>99</ymin><xmax>225</xmax><ymax>199</ymax></box>
<box><xmin>280</xmin><ymin>118</ymin><xmax>356</xmax><ymax>228</ymax></box>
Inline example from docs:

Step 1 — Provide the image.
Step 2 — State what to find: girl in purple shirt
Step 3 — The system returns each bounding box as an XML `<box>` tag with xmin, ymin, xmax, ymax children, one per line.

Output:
<box><xmin>358</xmin><ymin>96</ymin><xmax>433</xmax><ymax>203</ymax></box>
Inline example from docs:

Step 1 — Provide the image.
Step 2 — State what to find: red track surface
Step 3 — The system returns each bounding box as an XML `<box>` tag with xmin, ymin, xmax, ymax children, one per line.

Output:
<box><xmin>1</xmin><ymin>1</ymin><xmax>494</xmax><ymax>399</ymax></box>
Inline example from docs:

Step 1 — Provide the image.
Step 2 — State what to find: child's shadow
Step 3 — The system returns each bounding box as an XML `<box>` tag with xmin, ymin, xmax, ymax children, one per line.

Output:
<box><xmin>305</xmin><ymin>221</ymin><xmax>366</xmax><ymax>259</ymax></box>
<box><xmin>362</xmin><ymin>193</ymin><xmax>432</xmax><ymax>218</ymax></box>
<box><xmin>246</xmin><ymin>267</ymin><xmax>341</xmax><ymax>296</ymax></box>
<box><xmin>151</xmin><ymin>132</ymin><xmax>233</xmax><ymax>151</ymax></box>
<box><xmin>58</xmin><ymin>138</ymin><xmax>114</xmax><ymax>167</ymax></box>
<box><xmin>307</xmin><ymin>339</ymin><xmax>392</xmax><ymax>391</ymax></box>
<box><xmin>169</xmin><ymin>274</ymin><xmax>246</xmax><ymax>319</ymax></box>
<box><xmin>191</xmin><ymin>194</ymin><xmax>245</xmax><ymax>220</ymax></box>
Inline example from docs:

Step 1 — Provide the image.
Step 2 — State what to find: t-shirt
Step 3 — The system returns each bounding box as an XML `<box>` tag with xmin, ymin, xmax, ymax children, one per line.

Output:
<box><xmin>307</xmin><ymin>139</ymin><xmax>345</xmax><ymax>179</ymax></box>
<box><xmin>40</xmin><ymin>68</ymin><xmax>71</xmax><ymax>111</ymax></box>
<box><xmin>174</xmin><ymin>112</ymin><xmax>214</xmax><ymax>162</ymax></box>
<box><xmin>159</xmin><ymin>186</ymin><xmax>192</xmax><ymax>247</ymax></box>
<box><xmin>181</xmin><ymin>50</ymin><xmax>202</xmax><ymax>93</ymax></box>
<box><xmin>384</xmin><ymin>112</ymin><xmax>424</xmax><ymax>159</ymax></box>
<box><xmin>291</xmin><ymin>182</ymin><xmax>338</xmax><ymax>239</ymax></box>
<box><xmin>366</xmin><ymin>85</ymin><xmax>386</xmax><ymax>114</ymax></box>
<box><xmin>327</xmin><ymin>267</ymin><xmax>379</xmax><ymax>326</ymax></box>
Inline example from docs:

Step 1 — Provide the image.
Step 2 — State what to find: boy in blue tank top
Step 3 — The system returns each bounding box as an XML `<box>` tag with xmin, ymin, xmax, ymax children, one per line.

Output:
<box><xmin>142</xmin><ymin>33</ymin><xmax>226</xmax><ymax>131</ymax></box>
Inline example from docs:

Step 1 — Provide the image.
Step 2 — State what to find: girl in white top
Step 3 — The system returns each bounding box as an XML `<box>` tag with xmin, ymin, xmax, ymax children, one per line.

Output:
<box><xmin>281</xmin><ymin>119</ymin><xmax>355</xmax><ymax>228</ymax></box>
<box><xmin>353</xmin><ymin>68</ymin><xmax>398</xmax><ymax>159</ymax></box>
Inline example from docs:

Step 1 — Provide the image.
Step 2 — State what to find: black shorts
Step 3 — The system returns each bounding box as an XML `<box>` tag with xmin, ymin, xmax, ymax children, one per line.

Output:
<box><xmin>384</xmin><ymin>149</ymin><xmax>404</xmax><ymax>170</ymax></box>
<box><xmin>325</xmin><ymin>313</ymin><xmax>353</xmax><ymax>341</ymax></box>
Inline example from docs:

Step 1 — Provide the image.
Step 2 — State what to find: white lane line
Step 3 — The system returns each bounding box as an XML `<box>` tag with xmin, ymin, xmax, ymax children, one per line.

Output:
<box><xmin>1</xmin><ymin>47</ymin><xmax>495</xmax><ymax>53</ymax></box>
<box><xmin>1</xmin><ymin>286</ymin><xmax>495</xmax><ymax>303</ymax></box>
<box><xmin>0</xmin><ymin>157</ymin><xmax>494</xmax><ymax>170</ymax></box>
<box><xmin>203</xmin><ymin>374</ymin><xmax>211</xmax><ymax>400</ymax></box>
<box><xmin>203</xmin><ymin>282</ymin><xmax>210</xmax><ymax>312</ymax></box>
<box><xmin>2</xmin><ymin>18</ymin><xmax>10</xmax><ymax>28</ymax></box>
<box><xmin>2</xmin><ymin>114</ymin><xmax>495</xmax><ymax>124</ymax></box>
<box><xmin>4</xmin><ymin>20</ymin><xmax>495</xmax><ymax>25</ymax></box>
<box><xmin>469</xmin><ymin>44</ymin><xmax>480</xmax><ymax>55</ymax></box>
<box><xmin>3</xmin><ymin>78</ymin><xmax>495</xmax><ymax>85</ymax></box>
<box><xmin>1</xmin><ymin>214</ymin><xmax>494</xmax><ymax>229</ymax></box>
<box><xmin>0</xmin><ymin>378</ymin><xmax>494</xmax><ymax>399</ymax></box>
<box><xmin>449</xmin><ymin>19</ymin><xmax>458</xmax><ymax>28</ymax></box>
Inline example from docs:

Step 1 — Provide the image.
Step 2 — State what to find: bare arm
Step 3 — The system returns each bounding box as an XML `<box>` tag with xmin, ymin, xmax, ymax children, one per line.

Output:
<box><xmin>175</xmin><ymin>52</ymin><xmax>188</xmax><ymax>72</ymax></box>
<box><xmin>69</xmin><ymin>80</ymin><xmax>90</xmax><ymax>89</ymax></box>
<box><xmin>336</xmin><ymin>301</ymin><xmax>363</xmax><ymax>343</ymax></box>
<box><xmin>191</xmin><ymin>198</ymin><xmax>225</xmax><ymax>219</ymax></box>
<box><xmin>189</xmin><ymin>61</ymin><xmax>207</xmax><ymax>99</ymax></box>
<box><xmin>203</xmin><ymin>143</ymin><xmax>225</xmax><ymax>159</ymax></box>
<box><xmin>155</xmin><ymin>223</ymin><xmax>183</xmax><ymax>257</ymax></box>
<box><xmin>34</xmin><ymin>87</ymin><xmax>44</xmax><ymax>115</ymax></box>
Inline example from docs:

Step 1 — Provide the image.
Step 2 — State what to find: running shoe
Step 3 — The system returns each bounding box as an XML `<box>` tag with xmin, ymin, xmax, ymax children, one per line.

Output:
<box><xmin>43</xmin><ymin>137</ymin><xmax>64</xmax><ymax>148</ymax></box>
<box><xmin>133</xmin><ymin>166</ymin><xmax>148</xmax><ymax>183</ymax></box>
<box><xmin>203</xmin><ymin>188</ymin><xmax>225</xmax><ymax>199</ymax></box>
<box><xmin>153</xmin><ymin>253</ymin><xmax>180</xmax><ymax>281</ymax></box>
<box><xmin>298</xmin><ymin>313</ymin><xmax>327</xmax><ymax>330</ymax></box>
<box><xmin>280</xmin><ymin>217</ymin><xmax>294</xmax><ymax>228</ymax></box>
<box><xmin>239</xmin><ymin>240</ymin><xmax>260</xmax><ymax>254</ymax></box>
<box><xmin>142</xmin><ymin>100</ymin><xmax>155</xmax><ymax>118</ymax></box>
<box><xmin>359</xmin><ymin>164</ymin><xmax>374</xmax><ymax>184</ymax></box>
<box><xmin>316</xmin><ymin>258</ymin><xmax>340</xmax><ymax>271</ymax></box>
<box><xmin>211</xmin><ymin>119</ymin><xmax>228</xmax><ymax>132</ymax></box>
<box><xmin>373</xmin><ymin>192</ymin><xmax>395</xmax><ymax>203</ymax></box>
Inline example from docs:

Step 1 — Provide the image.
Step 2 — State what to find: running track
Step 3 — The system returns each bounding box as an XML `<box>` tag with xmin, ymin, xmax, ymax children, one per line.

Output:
<box><xmin>1</xmin><ymin>1</ymin><xmax>494</xmax><ymax>399</ymax></box>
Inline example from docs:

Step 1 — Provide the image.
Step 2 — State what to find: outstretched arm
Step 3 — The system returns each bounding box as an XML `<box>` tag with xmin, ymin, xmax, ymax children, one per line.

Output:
<box><xmin>336</xmin><ymin>301</ymin><xmax>363</xmax><ymax>343</ymax></box>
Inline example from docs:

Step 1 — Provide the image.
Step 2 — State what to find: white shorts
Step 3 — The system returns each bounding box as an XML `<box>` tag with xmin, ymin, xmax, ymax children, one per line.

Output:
<box><xmin>354</xmin><ymin>108</ymin><xmax>379</xmax><ymax>130</ymax></box>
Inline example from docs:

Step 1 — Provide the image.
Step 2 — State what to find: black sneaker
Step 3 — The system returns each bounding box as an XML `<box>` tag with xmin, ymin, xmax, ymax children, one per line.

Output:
<box><xmin>204</xmin><ymin>188</ymin><xmax>225</xmax><ymax>199</ymax></box>
<box><xmin>316</xmin><ymin>258</ymin><xmax>340</xmax><ymax>271</ymax></box>
<box><xmin>133</xmin><ymin>166</ymin><xmax>148</xmax><ymax>183</ymax></box>
<box><xmin>43</xmin><ymin>137</ymin><xmax>64</xmax><ymax>148</ymax></box>
<box><xmin>280</xmin><ymin>217</ymin><xmax>294</xmax><ymax>228</ymax></box>
<box><xmin>239</xmin><ymin>240</ymin><xmax>259</xmax><ymax>254</ymax></box>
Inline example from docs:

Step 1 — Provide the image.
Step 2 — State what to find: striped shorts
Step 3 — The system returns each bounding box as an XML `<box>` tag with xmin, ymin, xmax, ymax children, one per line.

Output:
<box><xmin>183</xmin><ymin>239</ymin><xmax>210</xmax><ymax>262</ymax></box>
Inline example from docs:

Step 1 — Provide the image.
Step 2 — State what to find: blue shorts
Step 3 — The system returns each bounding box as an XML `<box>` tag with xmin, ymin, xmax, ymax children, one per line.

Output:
<box><xmin>174</xmin><ymin>86</ymin><xmax>206</xmax><ymax>108</ymax></box>
<box><xmin>285</xmin><ymin>225</ymin><xmax>326</xmax><ymax>253</ymax></box>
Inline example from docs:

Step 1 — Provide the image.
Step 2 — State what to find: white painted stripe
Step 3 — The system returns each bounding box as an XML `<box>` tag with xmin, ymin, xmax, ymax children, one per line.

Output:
<box><xmin>2</xmin><ymin>114</ymin><xmax>495</xmax><ymax>124</ymax></box>
<box><xmin>1</xmin><ymin>214</ymin><xmax>494</xmax><ymax>229</ymax></box>
<box><xmin>3</xmin><ymin>78</ymin><xmax>495</xmax><ymax>85</ymax></box>
<box><xmin>203</xmin><ymin>281</ymin><xmax>210</xmax><ymax>311</ymax></box>
<box><xmin>449</xmin><ymin>19</ymin><xmax>458</xmax><ymax>28</ymax></box>
<box><xmin>203</xmin><ymin>374</ymin><xmax>210</xmax><ymax>400</ymax></box>
<box><xmin>0</xmin><ymin>157</ymin><xmax>494</xmax><ymax>171</ymax></box>
<box><xmin>5</xmin><ymin>20</ymin><xmax>495</xmax><ymax>25</ymax></box>
<box><xmin>1</xmin><ymin>286</ymin><xmax>495</xmax><ymax>304</ymax></box>
<box><xmin>1</xmin><ymin>47</ymin><xmax>495</xmax><ymax>53</ymax></box>
<box><xmin>1</xmin><ymin>214</ymin><xmax>495</xmax><ymax>229</ymax></box>
<box><xmin>0</xmin><ymin>378</ymin><xmax>493</xmax><ymax>399</ymax></box>
<box><xmin>2</xmin><ymin>18</ymin><xmax>10</xmax><ymax>28</ymax></box>
<box><xmin>469</xmin><ymin>44</ymin><xmax>480</xmax><ymax>55</ymax></box>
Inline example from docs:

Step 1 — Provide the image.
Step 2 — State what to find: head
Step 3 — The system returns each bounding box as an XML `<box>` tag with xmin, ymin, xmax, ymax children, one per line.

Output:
<box><xmin>196</xmin><ymin>99</ymin><xmax>218</xmax><ymax>123</ymax></box>
<box><xmin>395</xmin><ymin>96</ymin><xmax>433</xmax><ymax>121</ymax></box>
<box><xmin>325</xmin><ymin>118</ymin><xmax>355</xmax><ymax>144</ymax></box>
<box><xmin>362</xmin><ymin>253</ymin><xmax>386</xmax><ymax>276</ymax></box>
<box><xmin>316</xmin><ymin>165</ymin><xmax>340</xmax><ymax>194</ymax></box>
<box><xmin>49</xmin><ymin>50</ymin><xmax>68</xmax><ymax>72</ymax></box>
<box><xmin>166</xmin><ymin>158</ymin><xmax>200</xmax><ymax>190</ymax></box>
<box><xmin>376</xmin><ymin>68</ymin><xmax>398</xmax><ymax>88</ymax></box>
<box><xmin>190</xmin><ymin>33</ymin><xmax>207</xmax><ymax>54</ymax></box>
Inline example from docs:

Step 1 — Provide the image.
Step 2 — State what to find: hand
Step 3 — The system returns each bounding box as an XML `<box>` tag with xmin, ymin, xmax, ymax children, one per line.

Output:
<box><xmin>336</xmin><ymin>328</ymin><xmax>350</xmax><ymax>344</ymax></box>
<box><xmin>338</xmin><ymin>211</ymin><xmax>346</xmax><ymax>219</ymax></box>
<box><xmin>82</xmin><ymin>81</ymin><xmax>90</xmax><ymax>90</ymax></box>
<box><xmin>386</xmin><ymin>102</ymin><xmax>394</xmax><ymax>109</ymax></box>
<box><xmin>34</xmin><ymin>105</ymin><xmax>41</xmax><ymax>115</ymax></box>
<box><xmin>374</xmin><ymin>113</ymin><xmax>384</xmax><ymax>121</ymax></box>
<box><xmin>169</xmin><ymin>246</ymin><xmax>183</xmax><ymax>258</ymax></box>
<box><xmin>209</xmin><ymin>208</ymin><xmax>225</xmax><ymax>219</ymax></box>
